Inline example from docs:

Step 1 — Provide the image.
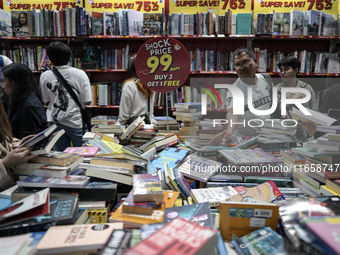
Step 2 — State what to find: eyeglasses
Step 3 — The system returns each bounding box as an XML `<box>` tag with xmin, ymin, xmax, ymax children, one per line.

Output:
<box><xmin>234</xmin><ymin>59</ymin><xmax>252</xmax><ymax>70</ymax></box>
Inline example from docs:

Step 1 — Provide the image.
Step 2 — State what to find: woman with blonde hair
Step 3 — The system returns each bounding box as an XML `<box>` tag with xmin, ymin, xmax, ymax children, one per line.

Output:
<box><xmin>118</xmin><ymin>55</ymin><xmax>155</xmax><ymax>125</ymax></box>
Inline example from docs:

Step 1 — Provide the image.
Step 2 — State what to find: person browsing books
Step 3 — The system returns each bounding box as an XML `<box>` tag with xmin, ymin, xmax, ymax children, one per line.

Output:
<box><xmin>276</xmin><ymin>56</ymin><xmax>317</xmax><ymax>117</ymax></box>
<box><xmin>118</xmin><ymin>55</ymin><xmax>155</xmax><ymax>125</ymax></box>
<box><xmin>40</xmin><ymin>41</ymin><xmax>92</xmax><ymax>151</ymax></box>
<box><xmin>2</xmin><ymin>63</ymin><xmax>47</xmax><ymax>139</ymax></box>
<box><xmin>0</xmin><ymin>53</ymin><xmax>13</xmax><ymax>114</ymax></box>
<box><xmin>0</xmin><ymin>101</ymin><xmax>37</xmax><ymax>191</ymax></box>
<box><xmin>210</xmin><ymin>47</ymin><xmax>274</xmax><ymax>146</ymax></box>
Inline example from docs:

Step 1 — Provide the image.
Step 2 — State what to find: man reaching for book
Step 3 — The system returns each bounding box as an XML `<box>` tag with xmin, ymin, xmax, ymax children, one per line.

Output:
<box><xmin>210</xmin><ymin>47</ymin><xmax>274</xmax><ymax>146</ymax></box>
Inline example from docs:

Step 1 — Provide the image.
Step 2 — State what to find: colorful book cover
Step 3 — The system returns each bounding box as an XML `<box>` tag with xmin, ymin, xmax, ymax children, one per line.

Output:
<box><xmin>302</xmin><ymin>217</ymin><xmax>340</xmax><ymax>255</ymax></box>
<box><xmin>122</xmin><ymin>191</ymin><xmax>163</xmax><ymax>215</ymax></box>
<box><xmin>162</xmin><ymin>202</ymin><xmax>213</xmax><ymax>228</ymax></box>
<box><xmin>63</xmin><ymin>146</ymin><xmax>99</xmax><ymax>157</ymax></box>
<box><xmin>17</xmin><ymin>175</ymin><xmax>90</xmax><ymax>189</ymax></box>
<box><xmin>219</xmin><ymin>202</ymin><xmax>280</xmax><ymax>241</ymax></box>
<box><xmin>123</xmin><ymin>217</ymin><xmax>217</xmax><ymax>255</ymax></box>
<box><xmin>11</xmin><ymin>11</ymin><xmax>29</xmax><ymax>36</ymax></box>
<box><xmin>82</xmin><ymin>45</ymin><xmax>101</xmax><ymax>69</ymax></box>
<box><xmin>226</xmin><ymin>180</ymin><xmax>285</xmax><ymax>203</ymax></box>
<box><xmin>132</xmin><ymin>174</ymin><xmax>164</xmax><ymax>202</ymax></box>
<box><xmin>231</xmin><ymin>226</ymin><xmax>286</xmax><ymax>255</ymax></box>
<box><xmin>177</xmin><ymin>154</ymin><xmax>221</xmax><ymax>182</ymax></box>
<box><xmin>37</xmin><ymin>223</ymin><xmax>124</xmax><ymax>254</ymax></box>
<box><xmin>148</xmin><ymin>147</ymin><xmax>190</xmax><ymax>174</ymax></box>
<box><xmin>190</xmin><ymin>186</ymin><xmax>238</xmax><ymax>207</ymax></box>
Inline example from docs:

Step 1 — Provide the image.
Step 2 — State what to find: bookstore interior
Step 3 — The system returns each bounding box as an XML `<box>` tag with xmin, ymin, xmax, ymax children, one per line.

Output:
<box><xmin>2</xmin><ymin>0</ymin><xmax>340</xmax><ymax>254</ymax></box>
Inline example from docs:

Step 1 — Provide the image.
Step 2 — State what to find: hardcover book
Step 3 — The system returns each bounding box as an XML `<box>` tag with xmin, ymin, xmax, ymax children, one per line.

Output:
<box><xmin>123</xmin><ymin>217</ymin><xmax>218</xmax><ymax>255</ymax></box>
<box><xmin>220</xmin><ymin>202</ymin><xmax>279</xmax><ymax>241</ymax></box>
<box><xmin>163</xmin><ymin>202</ymin><xmax>213</xmax><ymax>228</ymax></box>
<box><xmin>82</xmin><ymin>45</ymin><xmax>101</xmax><ymax>69</ymax></box>
<box><xmin>148</xmin><ymin>147</ymin><xmax>190</xmax><ymax>174</ymax></box>
<box><xmin>133</xmin><ymin>174</ymin><xmax>164</xmax><ymax>202</ymax></box>
<box><xmin>231</xmin><ymin>226</ymin><xmax>286</xmax><ymax>254</ymax></box>
<box><xmin>63</xmin><ymin>146</ymin><xmax>99</xmax><ymax>157</ymax></box>
<box><xmin>36</xmin><ymin>223</ymin><xmax>124</xmax><ymax>254</ymax></box>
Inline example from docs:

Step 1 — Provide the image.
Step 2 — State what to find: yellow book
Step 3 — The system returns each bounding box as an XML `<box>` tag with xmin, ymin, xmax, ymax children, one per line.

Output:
<box><xmin>175</xmin><ymin>197</ymin><xmax>183</xmax><ymax>207</ymax></box>
<box><xmin>187</xmin><ymin>197</ymin><xmax>193</xmax><ymax>205</ymax></box>
<box><xmin>102</xmin><ymin>141</ymin><xmax>123</xmax><ymax>153</ymax></box>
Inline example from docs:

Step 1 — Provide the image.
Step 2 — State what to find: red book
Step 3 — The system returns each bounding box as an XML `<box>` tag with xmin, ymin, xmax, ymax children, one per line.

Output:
<box><xmin>123</xmin><ymin>217</ymin><xmax>217</xmax><ymax>255</ymax></box>
<box><xmin>117</xmin><ymin>49</ymin><xmax>122</xmax><ymax>69</ymax></box>
<box><xmin>60</xmin><ymin>9</ymin><xmax>65</xmax><ymax>37</ymax></box>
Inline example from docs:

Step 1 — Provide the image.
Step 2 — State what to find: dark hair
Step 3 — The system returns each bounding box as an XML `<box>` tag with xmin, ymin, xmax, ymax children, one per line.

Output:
<box><xmin>2</xmin><ymin>63</ymin><xmax>43</xmax><ymax>120</ymax></box>
<box><xmin>233</xmin><ymin>47</ymin><xmax>256</xmax><ymax>60</ymax></box>
<box><xmin>0</xmin><ymin>100</ymin><xmax>12</xmax><ymax>144</ymax></box>
<box><xmin>277</xmin><ymin>56</ymin><xmax>301</xmax><ymax>71</ymax></box>
<box><xmin>46</xmin><ymin>41</ymin><xmax>71</xmax><ymax>65</ymax></box>
<box><xmin>18</xmin><ymin>12</ymin><xmax>27</xmax><ymax>27</ymax></box>
<box><xmin>123</xmin><ymin>55</ymin><xmax>154</xmax><ymax>98</ymax></box>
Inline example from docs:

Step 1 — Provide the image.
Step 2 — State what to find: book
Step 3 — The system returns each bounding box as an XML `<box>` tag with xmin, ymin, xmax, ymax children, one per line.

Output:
<box><xmin>219</xmin><ymin>201</ymin><xmax>279</xmax><ymax>241</ymax></box>
<box><xmin>280</xmin><ymin>150</ymin><xmax>306</xmax><ymax>164</ymax></box>
<box><xmin>49</xmin><ymin>194</ymin><xmax>79</xmax><ymax>225</ymax></box>
<box><xmin>177</xmin><ymin>154</ymin><xmax>220</xmax><ymax>182</ymax></box>
<box><xmin>122</xmin><ymin>191</ymin><xmax>164</xmax><ymax>215</ymax></box>
<box><xmin>120</xmin><ymin>116</ymin><xmax>145</xmax><ymax>140</ymax></box>
<box><xmin>79</xmin><ymin>181</ymin><xmax>117</xmax><ymax>201</ymax></box>
<box><xmin>29</xmin><ymin>129</ymin><xmax>65</xmax><ymax>155</ymax></box>
<box><xmin>82</xmin><ymin>45</ymin><xmax>101</xmax><ymax>69</ymax></box>
<box><xmin>98</xmin><ymin>229</ymin><xmax>141</xmax><ymax>255</ymax></box>
<box><xmin>236</xmin><ymin>13</ymin><xmax>252</xmax><ymax>35</ymax></box>
<box><xmin>29</xmin><ymin>151</ymin><xmax>80</xmax><ymax>167</ymax></box>
<box><xmin>141</xmin><ymin>135</ymin><xmax>178</xmax><ymax>152</ymax></box>
<box><xmin>174</xmin><ymin>102</ymin><xmax>202</xmax><ymax>110</ymax></box>
<box><xmin>258</xmin><ymin>137</ymin><xmax>297</xmax><ymax>150</ymax></box>
<box><xmin>326</xmin><ymin>179</ymin><xmax>340</xmax><ymax>194</ymax></box>
<box><xmin>36</xmin><ymin>223</ymin><xmax>124</xmax><ymax>254</ymax></box>
<box><xmin>92</xmin><ymin>11</ymin><xmax>104</xmax><ymax>35</ymax></box>
<box><xmin>123</xmin><ymin>217</ymin><xmax>217</xmax><ymax>255</ymax></box>
<box><xmin>316</xmin><ymin>125</ymin><xmax>340</xmax><ymax>134</ymax></box>
<box><xmin>0</xmin><ymin>8</ymin><xmax>11</xmax><ymax>36</ymax></box>
<box><xmin>91</xmin><ymin>115</ymin><xmax>118</xmax><ymax>125</ymax></box>
<box><xmin>133</xmin><ymin>174</ymin><xmax>164</xmax><ymax>202</ymax></box>
<box><xmin>244</xmin><ymin>176</ymin><xmax>293</xmax><ymax>187</ymax></box>
<box><xmin>148</xmin><ymin>147</ymin><xmax>190</xmax><ymax>174</ymax></box>
<box><xmin>226</xmin><ymin>180</ymin><xmax>285</xmax><ymax>203</ymax></box>
<box><xmin>19</xmin><ymin>124</ymin><xmax>57</xmax><ymax>148</ymax></box>
<box><xmin>289</xmin><ymin>106</ymin><xmax>336</xmax><ymax>127</ymax></box>
<box><xmin>17</xmin><ymin>175</ymin><xmax>90</xmax><ymax>189</ymax></box>
<box><xmin>218</xmin><ymin>149</ymin><xmax>282</xmax><ymax>165</ymax></box>
<box><xmin>190</xmin><ymin>186</ymin><xmax>238</xmax><ymax>207</ymax></box>
<box><xmin>0</xmin><ymin>188</ymin><xmax>49</xmax><ymax>224</ymax></box>
<box><xmin>11</xmin><ymin>11</ymin><xmax>29</xmax><ymax>36</ymax></box>
<box><xmin>152</xmin><ymin>116</ymin><xmax>178</xmax><ymax>125</ymax></box>
<box><xmin>231</xmin><ymin>226</ymin><xmax>285</xmax><ymax>254</ymax></box>
<box><xmin>0</xmin><ymin>233</ymin><xmax>34</xmax><ymax>254</ymax></box>
<box><xmin>162</xmin><ymin>202</ymin><xmax>213</xmax><ymax>227</ymax></box>
<box><xmin>63</xmin><ymin>146</ymin><xmax>99</xmax><ymax>157</ymax></box>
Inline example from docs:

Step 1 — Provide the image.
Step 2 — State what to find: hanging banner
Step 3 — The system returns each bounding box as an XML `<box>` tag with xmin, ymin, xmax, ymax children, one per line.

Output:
<box><xmin>254</xmin><ymin>0</ymin><xmax>338</xmax><ymax>16</ymax></box>
<box><xmin>169</xmin><ymin>0</ymin><xmax>251</xmax><ymax>14</ymax></box>
<box><xmin>85</xmin><ymin>0</ymin><xmax>164</xmax><ymax>13</ymax></box>
<box><xmin>135</xmin><ymin>37</ymin><xmax>190</xmax><ymax>93</ymax></box>
<box><xmin>3</xmin><ymin>0</ymin><xmax>81</xmax><ymax>11</ymax></box>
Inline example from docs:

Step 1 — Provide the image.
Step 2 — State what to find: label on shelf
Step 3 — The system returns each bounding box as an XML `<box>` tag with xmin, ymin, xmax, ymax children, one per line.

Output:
<box><xmin>4</xmin><ymin>1</ymin><xmax>79</xmax><ymax>11</ymax></box>
<box><xmin>135</xmin><ymin>36</ymin><xmax>190</xmax><ymax>93</ymax></box>
<box><xmin>85</xmin><ymin>0</ymin><xmax>165</xmax><ymax>13</ymax></box>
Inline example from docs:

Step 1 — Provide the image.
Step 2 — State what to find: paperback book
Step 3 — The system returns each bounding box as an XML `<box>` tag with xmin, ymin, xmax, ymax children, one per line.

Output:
<box><xmin>63</xmin><ymin>146</ymin><xmax>100</xmax><ymax>157</ymax></box>
<box><xmin>132</xmin><ymin>174</ymin><xmax>164</xmax><ymax>202</ymax></box>
<box><xmin>17</xmin><ymin>175</ymin><xmax>90</xmax><ymax>189</ymax></box>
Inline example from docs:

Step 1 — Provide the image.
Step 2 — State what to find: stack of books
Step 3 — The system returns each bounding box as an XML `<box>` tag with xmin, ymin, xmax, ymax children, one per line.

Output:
<box><xmin>152</xmin><ymin>116</ymin><xmax>180</xmax><ymax>134</ymax></box>
<box><xmin>90</xmin><ymin>115</ymin><xmax>122</xmax><ymax>135</ymax></box>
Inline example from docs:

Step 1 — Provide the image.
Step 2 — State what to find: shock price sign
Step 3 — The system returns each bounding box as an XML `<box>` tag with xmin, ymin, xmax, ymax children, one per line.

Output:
<box><xmin>135</xmin><ymin>37</ymin><xmax>190</xmax><ymax>93</ymax></box>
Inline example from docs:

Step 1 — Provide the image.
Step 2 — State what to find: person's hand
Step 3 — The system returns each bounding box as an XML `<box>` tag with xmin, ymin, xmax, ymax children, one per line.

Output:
<box><xmin>209</xmin><ymin>130</ymin><xmax>232</xmax><ymax>146</ymax></box>
<box><xmin>1</xmin><ymin>147</ymin><xmax>37</xmax><ymax>169</ymax></box>
<box><xmin>293</xmin><ymin>92</ymin><xmax>305</xmax><ymax>99</ymax></box>
<box><xmin>300</xmin><ymin>122</ymin><xmax>316</xmax><ymax>136</ymax></box>
<box><xmin>12</xmin><ymin>135</ymin><xmax>35</xmax><ymax>149</ymax></box>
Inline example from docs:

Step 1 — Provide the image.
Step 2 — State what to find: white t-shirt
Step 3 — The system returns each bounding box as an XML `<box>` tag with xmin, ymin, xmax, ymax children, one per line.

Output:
<box><xmin>118</xmin><ymin>79</ymin><xmax>155</xmax><ymax>125</ymax></box>
<box><xmin>2</xmin><ymin>55</ymin><xmax>12</xmax><ymax>66</ymax></box>
<box><xmin>226</xmin><ymin>74</ymin><xmax>272</xmax><ymax>136</ymax></box>
<box><xmin>40</xmin><ymin>65</ymin><xmax>92</xmax><ymax>128</ymax></box>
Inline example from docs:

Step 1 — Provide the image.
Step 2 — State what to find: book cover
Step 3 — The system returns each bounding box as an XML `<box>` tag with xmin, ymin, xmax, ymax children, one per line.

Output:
<box><xmin>152</xmin><ymin>116</ymin><xmax>178</xmax><ymax>125</ymax></box>
<box><xmin>80</xmin><ymin>181</ymin><xmax>117</xmax><ymax>201</ymax></box>
<box><xmin>30</xmin><ymin>129</ymin><xmax>65</xmax><ymax>155</ymax></box>
<box><xmin>91</xmin><ymin>115</ymin><xmax>118</xmax><ymax>125</ymax></box>
<box><xmin>98</xmin><ymin>229</ymin><xmax>141</xmax><ymax>255</ymax></box>
<box><xmin>82</xmin><ymin>45</ymin><xmax>101</xmax><ymax>69</ymax></box>
<box><xmin>0</xmin><ymin>8</ymin><xmax>11</xmax><ymax>36</ymax></box>
<box><xmin>163</xmin><ymin>202</ymin><xmax>213</xmax><ymax>228</ymax></box>
<box><xmin>0</xmin><ymin>188</ymin><xmax>49</xmax><ymax>224</ymax></box>
<box><xmin>103</xmin><ymin>11</ymin><xmax>114</xmax><ymax>36</ymax></box>
<box><xmin>220</xmin><ymin>202</ymin><xmax>279</xmax><ymax>241</ymax></box>
<box><xmin>0</xmin><ymin>233</ymin><xmax>33</xmax><ymax>254</ymax></box>
<box><xmin>290</xmin><ymin>10</ymin><xmax>303</xmax><ymax>35</ymax></box>
<box><xmin>29</xmin><ymin>151</ymin><xmax>80</xmax><ymax>167</ymax></box>
<box><xmin>148</xmin><ymin>147</ymin><xmax>190</xmax><ymax>174</ymax></box>
<box><xmin>280</xmin><ymin>150</ymin><xmax>306</xmax><ymax>164</ymax></box>
<box><xmin>226</xmin><ymin>180</ymin><xmax>285</xmax><ymax>203</ymax></box>
<box><xmin>232</xmin><ymin>226</ymin><xmax>286</xmax><ymax>254</ymax></box>
<box><xmin>36</xmin><ymin>223</ymin><xmax>124</xmax><ymax>254</ymax></box>
<box><xmin>191</xmin><ymin>186</ymin><xmax>238</xmax><ymax>207</ymax></box>
<box><xmin>11</xmin><ymin>11</ymin><xmax>28</xmax><ymax>36</ymax></box>
<box><xmin>63</xmin><ymin>146</ymin><xmax>99</xmax><ymax>157</ymax></box>
<box><xmin>258</xmin><ymin>137</ymin><xmax>297</xmax><ymax>150</ymax></box>
<box><xmin>140</xmin><ymin>223</ymin><xmax>166</xmax><ymax>240</ymax></box>
<box><xmin>308</xmin><ymin>10</ymin><xmax>322</xmax><ymax>35</ymax></box>
<box><xmin>17</xmin><ymin>175</ymin><xmax>90</xmax><ymax>189</ymax></box>
<box><xmin>19</xmin><ymin>124</ymin><xmax>57</xmax><ymax>148</ymax></box>
<box><xmin>236</xmin><ymin>13</ymin><xmax>252</xmax><ymax>35</ymax></box>
<box><xmin>127</xmin><ymin>9</ymin><xmax>143</xmax><ymax>36</ymax></box>
<box><xmin>218</xmin><ymin>149</ymin><xmax>282</xmax><ymax>165</ymax></box>
<box><xmin>123</xmin><ymin>217</ymin><xmax>217</xmax><ymax>255</ymax></box>
<box><xmin>91</xmin><ymin>11</ymin><xmax>103</xmax><ymax>35</ymax></box>
<box><xmin>177</xmin><ymin>154</ymin><xmax>220</xmax><ymax>182</ymax></box>
<box><xmin>133</xmin><ymin>174</ymin><xmax>164</xmax><ymax>202</ymax></box>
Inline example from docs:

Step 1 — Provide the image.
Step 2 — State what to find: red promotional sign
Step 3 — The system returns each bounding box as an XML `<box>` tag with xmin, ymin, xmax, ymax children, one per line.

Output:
<box><xmin>135</xmin><ymin>37</ymin><xmax>190</xmax><ymax>93</ymax></box>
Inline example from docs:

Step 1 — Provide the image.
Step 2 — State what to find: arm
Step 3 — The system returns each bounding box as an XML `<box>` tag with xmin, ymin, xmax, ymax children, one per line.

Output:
<box><xmin>209</xmin><ymin>108</ymin><xmax>239</xmax><ymax>146</ymax></box>
<box><xmin>118</xmin><ymin>83</ymin><xmax>134</xmax><ymax>125</ymax></box>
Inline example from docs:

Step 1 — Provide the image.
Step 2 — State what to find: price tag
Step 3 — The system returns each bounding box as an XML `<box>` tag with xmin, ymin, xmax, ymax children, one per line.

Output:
<box><xmin>219</xmin><ymin>0</ymin><xmax>252</xmax><ymax>13</ymax></box>
<box><xmin>135</xmin><ymin>37</ymin><xmax>190</xmax><ymax>93</ymax></box>
<box><xmin>85</xmin><ymin>0</ymin><xmax>164</xmax><ymax>13</ymax></box>
<box><xmin>3</xmin><ymin>1</ymin><xmax>79</xmax><ymax>11</ymax></box>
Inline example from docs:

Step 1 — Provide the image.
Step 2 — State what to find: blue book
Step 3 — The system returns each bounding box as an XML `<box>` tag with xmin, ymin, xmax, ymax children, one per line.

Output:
<box><xmin>148</xmin><ymin>147</ymin><xmax>190</xmax><ymax>174</ymax></box>
<box><xmin>232</xmin><ymin>226</ymin><xmax>285</xmax><ymax>255</ymax></box>
<box><xmin>0</xmin><ymin>197</ymin><xmax>11</xmax><ymax>211</ymax></box>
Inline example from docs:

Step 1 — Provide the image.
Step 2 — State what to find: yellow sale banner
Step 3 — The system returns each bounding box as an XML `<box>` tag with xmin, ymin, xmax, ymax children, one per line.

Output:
<box><xmin>85</xmin><ymin>0</ymin><xmax>164</xmax><ymax>13</ymax></box>
<box><xmin>169</xmin><ymin>0</ymin><xmax>251</xmax><ymax>14</ymax></box>
<box><xmin>254</xmin><ymin>0</ymin><xmax>337</xmax><ymax>16</ymax></box>
<box><xmin>3</xmin><ymin>0</ymin><xmax>80</xmax><ymax>11</ymax></box>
